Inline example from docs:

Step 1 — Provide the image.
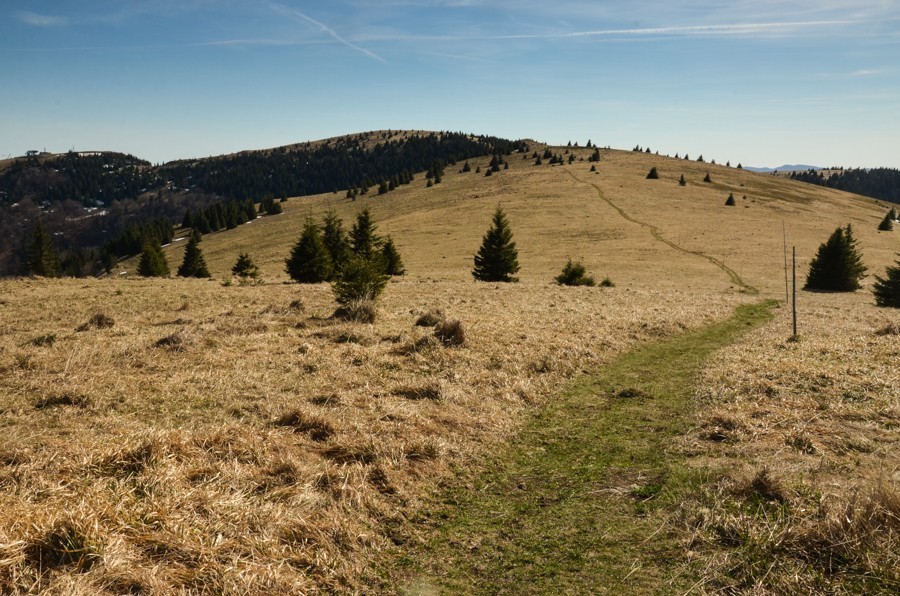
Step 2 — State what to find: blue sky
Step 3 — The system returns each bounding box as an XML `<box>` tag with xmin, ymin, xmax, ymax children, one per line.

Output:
<box><xmin>2</xmin><ymin>1</ymin><xmax>899</xmax><ymax>167</ymax></box>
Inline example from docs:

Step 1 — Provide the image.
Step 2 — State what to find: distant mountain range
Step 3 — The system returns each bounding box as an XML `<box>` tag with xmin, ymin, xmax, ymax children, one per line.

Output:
<box><xmin>744</xmin><ymin>164</ymin><xmax>821</xmax><ymax>173</ymax></box>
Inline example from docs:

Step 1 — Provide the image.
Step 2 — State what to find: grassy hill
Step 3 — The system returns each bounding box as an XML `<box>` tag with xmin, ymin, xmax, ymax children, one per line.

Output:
<box><xmin>147</xmin><ymin>145</ymin><xmax>895</xmax><ymax>293</ymax></box>
<box><xmin>1</xmin><ymin>141</ymin><xmax>897</xmax><ymax>593</ymax></box>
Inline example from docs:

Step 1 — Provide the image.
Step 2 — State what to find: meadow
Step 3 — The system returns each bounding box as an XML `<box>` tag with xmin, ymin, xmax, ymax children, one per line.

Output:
<box><xmin>1</xmin><ymin>143</ymin><xmax>897</xmax><ymax>593</ymax></box>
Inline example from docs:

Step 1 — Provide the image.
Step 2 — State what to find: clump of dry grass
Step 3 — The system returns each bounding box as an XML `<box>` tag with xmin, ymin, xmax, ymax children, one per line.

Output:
<box><xmin>415</xmin><ymin>309</ymin><xmax>445</xmax><ymax>327</ymax></box>
<box><xmin>272</xmin><ymin>409</ymin><xmax>335</xmax><ymax>441</ymax></box>
<box><xmin>874</xmin><ymin>320</ymin><xmax>900</xmax><ymax>335</ymax></box>
<box><xmin>392</xmin><ymin>381</ymin><xmax>444</xmax><ymax>401</ymax></box>
<box><xmin>333</xmin><ymin>299</ymin><xmax>377</xmax><ymax>323</ymax></box>
<box><xmin>24</xmin><ymin>518</ymin><xmax>103</xmax><ymax>573</ymax></box>
<box><xmin>154</xmin><ymin>331</ymin><xmax>190</xmax><ymax>351</ymax></box>
<box><xmin>434</xmin><ymin>319</ymin><xmax>465</xmax><ymax>346</ymax></box>
<box><xmin>28</xmin><ymin>333</ymin><xmax>56</xmax><ymax>347</ymax></box>
<box><xmin>76</xmin><ymin>313</ymin><xmax>114</xmax><ymax>332</ymax></box>
<box><xmin>34</xmin><ymin>392</ymin><xmax>91</xmax><ymax>410</ymax></box>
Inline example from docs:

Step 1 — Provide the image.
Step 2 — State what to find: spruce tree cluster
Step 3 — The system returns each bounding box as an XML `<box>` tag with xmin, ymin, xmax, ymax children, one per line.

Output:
<box><xmin>873</xmin><ymin>257</ymin><xmax>900</xmax><ymax>308</ymax></box>
<box><xmin>104</xmin><ymin>219</ymin><xmax>174</xmax><ymax>261</ymax></box>
<box><xmin>805</xmin><ymin>224</ymin><xmax>867</xmax><ymax>291</ymax></box>
<box><xmin>176</xmin><ymin>231</ymin><xmax>211</xmax><ymax>278</ymax></box>
<box><xmin>285</xmin><ymin>208</ymin><xmax>404</xmax><ymax>285</ymax></box>
<box><xmin>473</xmin><ymin>206</ymin><xmax>519</xmax><ymax>282</ymax></box>
<box><xmin>183</xmin><ymin>199</ymin><xmax>257</xmax><ymax>234</ymax></box>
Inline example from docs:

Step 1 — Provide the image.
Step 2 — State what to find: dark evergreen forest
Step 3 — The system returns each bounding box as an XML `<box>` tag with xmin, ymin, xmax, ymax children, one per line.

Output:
<box><xmin>790</xmin><ymin>168</ymin><xmax>900</xmax><ymax>205</ymax></box>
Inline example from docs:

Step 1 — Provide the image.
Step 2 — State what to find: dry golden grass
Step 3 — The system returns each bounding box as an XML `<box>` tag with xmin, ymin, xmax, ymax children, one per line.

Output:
<box><xmin>0</xmin><ymin>276</ymin><xmax>740</xmax><ymax>593</ymax></box>
<box><xmin>680</xmin><ymin>291</ymin><xmax>900</xmax><ymax>591</ymax></box>
<box><xmin>3</xmin><ymin>142</ymin><xmax>897</xmax><ymax>592</ymax></box>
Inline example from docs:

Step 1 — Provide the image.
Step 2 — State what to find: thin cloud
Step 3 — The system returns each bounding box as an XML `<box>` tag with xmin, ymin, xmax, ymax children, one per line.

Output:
<box><xmin>17</xmin><ymin>11</ymin><xmax>69</xmax><ymax>27</ymax></box>
<box><xmin>265</xmin><ymin>1</ymin><xmax>386</xmax><ymax>62</ymax></box>
<box><xmin>355</xmin><ymin>18</ymin><xmax>862</xmax><ymax>44</ymax></box>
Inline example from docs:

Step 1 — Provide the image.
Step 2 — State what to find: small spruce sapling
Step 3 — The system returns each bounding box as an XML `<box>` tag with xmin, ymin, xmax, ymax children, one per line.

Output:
<box><xmin>232</xmin><ymin>252</ymin><xmax>259</xmax><ymax>280</ymax></box>
<box><xmin>555</xmin><ymin>259</ymin><xmax>595</xmax><ymax>286</ymax></box>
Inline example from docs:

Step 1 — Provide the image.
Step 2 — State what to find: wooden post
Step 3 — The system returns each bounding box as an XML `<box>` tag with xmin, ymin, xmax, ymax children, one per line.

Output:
<box><xmin>783</xmin><ymin>222</ymin><xmax>789</xmax><ymax>304</ymax></box>
<box><xmin>792</xmin><ymin>246</ymin><xmax>797</xmax><ymax>338</ymax></box>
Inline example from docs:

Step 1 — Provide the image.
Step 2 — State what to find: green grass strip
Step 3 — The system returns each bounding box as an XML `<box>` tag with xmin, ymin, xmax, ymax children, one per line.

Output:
<box><xmin>383</xmin><ymin>300</ymin><xmax>777</xmax><ymax>595</ymax></box>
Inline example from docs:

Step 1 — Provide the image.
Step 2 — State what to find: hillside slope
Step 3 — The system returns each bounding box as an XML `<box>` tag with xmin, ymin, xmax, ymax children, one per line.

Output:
<box><xmin>152</xmin><ymin>145</ymin><xmax>897</xmax><ymax>295</ymax></box>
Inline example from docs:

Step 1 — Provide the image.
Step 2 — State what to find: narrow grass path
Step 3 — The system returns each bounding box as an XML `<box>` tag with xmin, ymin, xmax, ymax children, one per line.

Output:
<box><xmin>565</xmin><ymin>169</ymin><xmax>759</xmax><ymax>295</ymax></box>
<box><xmin>383</xmin><ymin>300</ymin><xmax>776</xmax><ymax>594</ymax></box>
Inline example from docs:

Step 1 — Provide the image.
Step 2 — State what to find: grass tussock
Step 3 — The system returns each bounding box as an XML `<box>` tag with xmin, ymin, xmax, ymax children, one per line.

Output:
<box><xmin>34</xmin><ymin>392</ymin><xmax>91</xmax><ymax>410</ymax></box>
<box><xmin>875</xmin><ymin>320</ymin><xmax>900</xmax><ymax>336</ymax></box>
<box><xmin>414</xmin><ymin>309</ymin><xmax>445</xmax><ymax>327</ymax></box>
<box><xmin>76</xmin><ymin>313</ymin><xmax>114</xmax><ymax>332</ymax></box>
<box><xmin>153</xmin><ymin>331</ymin><xmax>190</xmax><ymax>351</ymax></box>
<box><xmin>272</xmin><ymin>409</ymin><xmax>335</xmax><ymax>441</ymax></box>
<box><xmin>24</xmin><ymin>518</ymin><xmax>103</xmax><ymax>573</ymax></box>
<box><xmin>28</xmin><ymin>333</ymin><xmax>56</xmax><ymax>347</ymax></box>
<box><xmin>333</xmin><ymin>299</ymin><xmax>377</xmax><ymax>323</ymax></box>
<box><xmin>434</xmin><ymin>319</ymin><xmax>465</xmax><ymax>347</ymax></box>
<box><xmin>392</xmin><ymin>381</ymin><xmax>444</xmax><ymax>401</ymax></box>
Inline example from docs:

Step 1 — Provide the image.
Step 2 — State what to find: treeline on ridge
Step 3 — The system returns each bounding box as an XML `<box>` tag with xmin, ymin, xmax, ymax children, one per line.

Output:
<box><xmin>159</xmin><ymin>131</ymin><xmax>527</xmax><ymax>201</ymax></box>
<box><xmin>790</xmin><ymin>168</ymin><xmax>900</xmax><ymax>205</ymax></box>
<box><xmin>1</xmin><ymin>131</ymin><xmax>527</xmax><ymax>278</ymax></box>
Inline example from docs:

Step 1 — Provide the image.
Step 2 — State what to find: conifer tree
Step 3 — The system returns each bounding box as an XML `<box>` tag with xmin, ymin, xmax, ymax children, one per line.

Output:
<box><xmin>473</xmin><ymin>206</ymin><xmax>519</xmax><ymax>282</ymax></box>
<box><xmin>137</xmin><ymin>240</ymin><xmax>169</xmax><ymax>277</ymax></box>
<box><xmin>381</xmin><ymin>236</ymin><xmax>405</xmax><ymax>276</ymax></box>
<box><xmin>350</xmin><ymin>208</ymin><xmax>382</xmax><ymax>259</ymax></box>
<box><xmin>878</xmin><ymin>212</ymin><xmax>894</xmax><ymax>231</ymax></box>
<box><xmin>285</xmin><ymin>218</ymin><xmax>332</xmax><ymax>283</ymax></box>
<box><xmin>725</xmin><ymin>194</ymin><xmax>736</xmax><ymax>206</ymax></box>
<box><xmin>332</xmin><ymin>254</ymin><xmax>389</xmax><ymax>305</ymax></box>
<box><xmin>322</xmin><ymin>210</ymin><xmax>350</xmax><ymax>276</ymax></box>
<box><xmin>873</xmin><ymin>257</ymin><xmax>900</xmax><ymax>308</ymax></box>
<box><xmin>805</xmin><ymin>224</ymin><xmax>867</xmax><ymax>291</ymax></box>
<box><xmin>703</xmin><ymin>172</ymin><xmax>712</xmax><ymax>183</ymax></box>
<box><xmin>679</xmin><ymin>174</ymin><xmax>686</xmax><ymax>186</ymax></box>
<box><xmin>646</xmin><ymin>167</ymin><xmax>659</xmax><ymax>179</ymax></box>
<box><xmin>23</xmin><ymin>222</ymin><xmax>60</xmax><ymax>277</ymax></box>
<box><xmin>177</xmin><ymin>231</ymin><xmax>211</xmax><ymax>278</ymax></box>
<box><xmin>231</xmin><ymin>252</ymin><xmax>259</xmax><ymax>280</ymax></box>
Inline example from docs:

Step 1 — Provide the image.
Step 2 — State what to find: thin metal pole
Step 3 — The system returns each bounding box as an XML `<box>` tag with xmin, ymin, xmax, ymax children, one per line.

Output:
<box><xmin>792</xmin><ymin>246</ymin><xmax>797</xmax><ymax>337</ymax></box>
